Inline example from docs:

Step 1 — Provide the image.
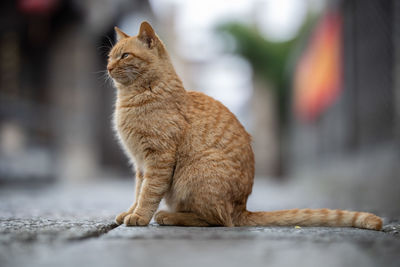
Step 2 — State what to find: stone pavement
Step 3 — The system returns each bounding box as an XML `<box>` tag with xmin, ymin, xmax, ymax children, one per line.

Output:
<box><xmin>0</xmin><ymin>178</ymin><xmax>399</xmax><ymax>267</ymax></box>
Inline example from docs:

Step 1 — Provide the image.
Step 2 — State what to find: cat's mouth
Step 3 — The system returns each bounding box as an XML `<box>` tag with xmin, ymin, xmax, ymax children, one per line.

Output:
<box><xmin>109</xmin><ymin>69</ymin><xmax>139</xmax><ymax>85</ymax></box>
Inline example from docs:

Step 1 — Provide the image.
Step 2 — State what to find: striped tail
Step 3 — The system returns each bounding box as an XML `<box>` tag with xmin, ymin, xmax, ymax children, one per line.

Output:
<box><xmin>239</xmin><ymin>209</ymin><xmax>382</xmax><ymax>230</ymax></box>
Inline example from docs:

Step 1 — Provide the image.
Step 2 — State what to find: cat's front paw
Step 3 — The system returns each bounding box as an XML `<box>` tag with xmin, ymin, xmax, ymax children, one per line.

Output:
<box><xmin>123</xmin><ymin>213</ymin><xmax>150</xmax><ymax>226</ymax></box>
<box><xmin>115</xmin><ymin>211</ymin><xmax>131</xmax><ymax>225</ymax></box>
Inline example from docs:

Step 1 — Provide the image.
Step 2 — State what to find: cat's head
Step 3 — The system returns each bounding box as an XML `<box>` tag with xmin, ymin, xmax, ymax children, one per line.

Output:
<box><xmin>107</xmin><ymin>22</ymin><xmax>169</xmax><ymax>87</ymax></box>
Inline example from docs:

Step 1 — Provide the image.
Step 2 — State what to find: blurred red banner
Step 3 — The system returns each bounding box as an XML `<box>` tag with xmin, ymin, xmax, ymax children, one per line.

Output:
<box><xmin>294</xmin><ymin>10</ymin><xmax>342</xmax><ymax>122</ymax></box>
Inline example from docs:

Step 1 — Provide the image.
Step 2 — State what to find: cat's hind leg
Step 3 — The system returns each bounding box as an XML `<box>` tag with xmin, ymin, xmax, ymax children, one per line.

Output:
<box><xmin>155</xmin><ymin>211</ymin><xmax>211</xmax><ymax>226</ymax></box>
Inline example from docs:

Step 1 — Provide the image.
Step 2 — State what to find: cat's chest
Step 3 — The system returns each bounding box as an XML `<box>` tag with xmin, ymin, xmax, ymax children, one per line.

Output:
<box><xmin>114</xmin><ymin>109</ymin><xmax>149</xmax><ymax>163</ymax></box>
<box><xmin>113</xmin><ymin>102</ymin><xmax>182</xmax><ymax>167</ymax></box>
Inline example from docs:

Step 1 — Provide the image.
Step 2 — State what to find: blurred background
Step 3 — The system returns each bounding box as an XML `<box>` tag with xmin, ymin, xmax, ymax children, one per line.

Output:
<box><xmin>0</xmin><ymin>0</ymin><xmax>399</xmax><ymax>215</ymax></box>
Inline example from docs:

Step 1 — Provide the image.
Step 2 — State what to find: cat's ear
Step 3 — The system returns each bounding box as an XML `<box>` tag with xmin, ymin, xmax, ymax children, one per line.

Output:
<box><xmin>114</xmin><ymin>26</ymin><xmax>129</xmax><ymax>41</ymax></box>
<box><xmin>138</xmin><ymin>21</ymin><xmax>158</xmax><ymax>49</ymax></box>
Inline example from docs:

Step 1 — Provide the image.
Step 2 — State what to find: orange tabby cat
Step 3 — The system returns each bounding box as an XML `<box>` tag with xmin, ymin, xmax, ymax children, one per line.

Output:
<box><xmin>107</xmin><ymin>22</ymin><xmax>382</xmax><ymax>230</ymax></box>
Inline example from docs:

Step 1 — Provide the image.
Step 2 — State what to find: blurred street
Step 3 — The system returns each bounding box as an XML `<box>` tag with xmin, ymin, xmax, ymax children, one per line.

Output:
<box><xmin>1</xmin><ymin>0</ymin><xmax>399</xmax><ymax>266</ymax></box>
<box><xmin>1</xmin><ymin>177</ymin><xmax>399</xmax><ymax>267</ymax></box>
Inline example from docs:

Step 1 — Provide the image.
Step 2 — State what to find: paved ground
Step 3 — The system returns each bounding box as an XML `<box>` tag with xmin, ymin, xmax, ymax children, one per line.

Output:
<box><xmin>0</xmin><ymin>178</ymin><xmax>399</xmax><ymax>267</ymax></box>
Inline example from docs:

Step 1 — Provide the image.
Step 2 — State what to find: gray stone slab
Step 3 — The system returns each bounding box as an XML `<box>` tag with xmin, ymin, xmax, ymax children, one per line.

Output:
<box><xmin>1</xmin><ymin>226</ymin><xmax>399</xmax><ymax>267</ymax></box>
<box><xmin>0</xmin><ymin>218</ymin><xmax>116</xmax><ymax>243</ymax></box>
<box><xmin>0</xmin><ymin>180</ymin><xmax>122</xmax><ymax>245</ymax></box>
<box><xmin>0</xmin><ymin>178</ymin><xmax>399</xmax><ymax>267</ymax></box>
<box><xmin>0</xmin><ymin>179</ymin><xmax>134</xmax><ymax>220</ymax></box>
<box><xmin>105</xmin><ymin>222</ymin><xmax>400</xmax><ymax>243</ymax></box>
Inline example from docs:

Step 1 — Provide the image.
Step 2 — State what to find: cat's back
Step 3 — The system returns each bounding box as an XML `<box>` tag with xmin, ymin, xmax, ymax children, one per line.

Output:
<box><xmin>185</xmin><ymin>91</ymin><xmax>252</xmax><ymax>153</ymax></box>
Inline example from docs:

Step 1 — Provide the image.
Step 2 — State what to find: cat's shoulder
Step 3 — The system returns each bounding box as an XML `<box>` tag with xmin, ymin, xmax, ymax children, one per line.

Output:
<box><xmin>187</xmin><ymin>90</ymin><xmax>209</xmax><ymax>99</ymax></box>
<box><xmin>185</xmin><ymin>90</ymin><xmax>234</xmax><ymax>120</ymax></box>
<box><xmin>186</xmin><ymin>90</ymin><xmax>221</xmax><ymax>106</ymax></box>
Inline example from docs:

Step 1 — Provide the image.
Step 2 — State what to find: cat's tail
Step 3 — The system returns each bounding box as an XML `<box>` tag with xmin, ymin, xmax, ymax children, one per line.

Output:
<box><xmin>237</xmin><ymin>209</ymin><xmax>382</xmax><ymax>230</ymax></box>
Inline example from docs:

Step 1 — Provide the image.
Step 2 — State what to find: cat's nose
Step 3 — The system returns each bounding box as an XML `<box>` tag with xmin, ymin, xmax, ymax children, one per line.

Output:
<box><xmin>107</xmin><ymin>66</ymin><xmax>114</xmax><ymax>72</ymax></box>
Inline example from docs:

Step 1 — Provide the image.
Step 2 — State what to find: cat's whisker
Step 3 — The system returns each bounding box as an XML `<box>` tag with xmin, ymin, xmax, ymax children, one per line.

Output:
<box><xmin>93</xmin><ymin>70</ymin><xmax>109</xmax><ymax>74</ymax></box>
<box><xmin>96</xmin><ymin>35</ymin><xmax>115</xmax><ymax>57</ymax></box>
<box><xmin>97</xmin><ymin>45</ymin><xmax>112</xmax><ymax>55</ymax></box>
<box><xmin>97</xmin><ymin>45</ymin><xmax>112</xmax><ymax>50</ymax></box>
<box><xmin>94</xmin><ymin>70</ymin><xmax>114</xmax><ymax>86</ymax></box>
<box><xmin>122</xmin><ymin>68</ymin><xmax>146</xmax><ymax>83</ymax></box>
<box><xmin>105</xmin><ymin>35</ymin><xmax>114</xmax><ymax>48</ymax></box>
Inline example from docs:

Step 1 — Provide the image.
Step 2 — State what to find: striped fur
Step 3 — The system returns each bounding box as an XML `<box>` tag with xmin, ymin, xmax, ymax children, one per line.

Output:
<box><xmin>239</xmin><ymin>209</ymin><xmax>382</xmax><ymax>230</ymax></box>
<box><xmin>108</xmin><ymin>22</ymin><xmax>382</xmax><ymax>231</ymax></box>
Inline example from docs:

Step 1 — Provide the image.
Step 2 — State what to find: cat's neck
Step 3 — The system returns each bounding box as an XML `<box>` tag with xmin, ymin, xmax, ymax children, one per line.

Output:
<box><xmin>115</xmin><ymin>73</ymin><xmax>186</xmax><ymax>109</ymax></box>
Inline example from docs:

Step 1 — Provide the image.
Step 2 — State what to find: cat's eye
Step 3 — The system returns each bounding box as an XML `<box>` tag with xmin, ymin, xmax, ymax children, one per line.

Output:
<box><xmin>121</xmin><ymin>53</ymin><xmax>130</xmax><ymax>59</ymax></box>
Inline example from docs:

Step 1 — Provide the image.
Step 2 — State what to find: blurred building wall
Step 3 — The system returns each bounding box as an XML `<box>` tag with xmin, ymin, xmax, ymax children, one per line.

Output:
<box><xmin>0</xmin><ymin>0</ymin><xmax>154</xmax><ymax>183</ymax></box>
<box><xmin>288</xmin><ymin>0</ymin><xmax>400</xmax><ymax>216</ymax></box>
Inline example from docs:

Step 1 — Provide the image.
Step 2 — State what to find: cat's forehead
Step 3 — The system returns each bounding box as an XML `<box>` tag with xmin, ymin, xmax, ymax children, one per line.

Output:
<box><xmin>110</xmin><ymin>39</ymin><xmax>129</xmax><ymax>56</ymax></box>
